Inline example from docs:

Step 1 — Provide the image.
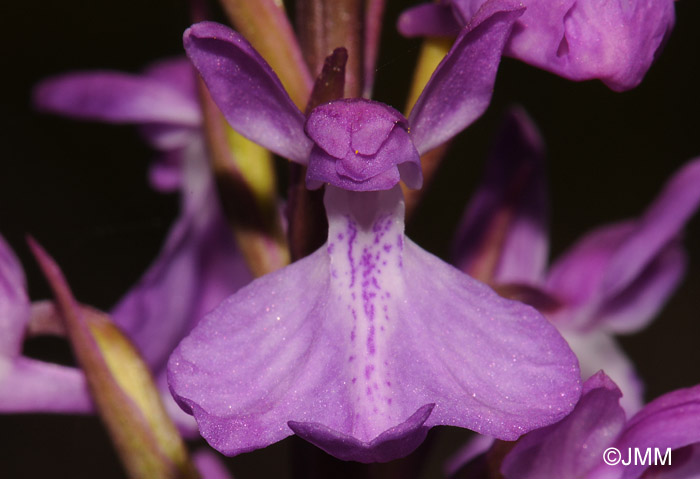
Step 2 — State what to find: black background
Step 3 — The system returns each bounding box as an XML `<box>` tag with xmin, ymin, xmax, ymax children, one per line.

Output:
<box><xmin>1</xmin><ymin>0</ymin><xmax>699</xmax><ymax>477</ymax></box>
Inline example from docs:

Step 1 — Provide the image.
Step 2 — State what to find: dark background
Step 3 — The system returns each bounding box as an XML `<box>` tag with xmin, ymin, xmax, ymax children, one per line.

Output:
<box><xmin>1</xmin><ymin>0</ymin><xmax>699</xmax><ymax>477</ymax></box>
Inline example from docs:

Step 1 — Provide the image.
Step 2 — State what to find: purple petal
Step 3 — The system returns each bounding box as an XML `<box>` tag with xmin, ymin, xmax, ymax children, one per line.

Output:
<box><xmin>183</xmin><ymin>22</ymin><xmax>312</xmax><ymax>164</ymax></box>
<box><xmin>643</xmin><ymin>443</ymin><xmax>700</xmax><ymax>479</ymax></box>
<box><xmin>603</xmin><ymin>384</ymin><xmax>700</xmax><ymax>479</ymax></box>
<box><xmin>452</xmin><ymin>107</ymin><xmax>548</xmax><ymax>285</ymax></box>
<box><xmin>112</xmin><ymin>153</ymin><xmax>251</xmax><ymax>377</ymax></box>
<box><xmin>560</xmin><ymin>329</ymin><xmax>644</xmax><ymax>414</ymax></box>
<box><xmin>0</xmin><ymin>235</ymin><xmax>30</xmax><ymax>357</ymax></box>
<box><xmin>0</xmin><ymin>357</ymin><xmax>92</xmax><ymax>413</ymax></box>
<box><xmin>546</xmin><ymin>158</ymin><xmax>700</xmax><ymax>332</ymax></box>
<box><xmin>288</xmin><ymin>404</ymin><xmax>434</xmax><ymax>462</ymax></box>
<box><xmin>305</xmin><ymin>99</ymin><xmax>422</xmax><ymax>191</ymax></box>
<box><xmin>33</xmin><ymin>68</ymin><xmax>201</xmax><ymax>127</ymax></box>
<box><xmin>600</xmin><ymin>159</ymin><xmax>700</xmax><ymax>304</ymax></box>
<box><xmin>169</xmin><ymin>186</ymin><xmax>580</xmax><ymax>461</ymax></box>
<box><xmin>408</xmin><ymin>0</ymin><xmax>525</xmax><ymax>155</ymax></box>
<box><xmin>397</xmin><ymin>3</ymin><xmax>461</xmax><ymax>38</ymax></box>
<box><xmin>191</xmin><ymin>449</ymin><xmax>233</xmax><ymax>479</ymax></box>
<box><xmin>516</xmin><ymin>0</ymin><xmax>676</xmax><ymax>91</ymax></box>
<box><xmin>501</xmin><ymin>372</ymin><xmax>626</xmax><ymax>479</ymax></box>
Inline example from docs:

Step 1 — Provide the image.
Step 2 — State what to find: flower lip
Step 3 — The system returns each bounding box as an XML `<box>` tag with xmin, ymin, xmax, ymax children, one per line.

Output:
<box><xmin>304</xmin><ymin>98</ymin><xmax>421</xmax><ymax>191</ymax></box>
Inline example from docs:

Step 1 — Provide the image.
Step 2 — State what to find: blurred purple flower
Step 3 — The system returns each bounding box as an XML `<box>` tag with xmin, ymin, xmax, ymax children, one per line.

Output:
<box><xmin>398</xmin><ymin>0</ymin><xmax>675</xmax><ymax>91</ymax></box>
<box><xmin>168</xmin><ymin>4</ymin><xmax>581</xmax><ymax>463</ymax></box>
<box><xmin>0</xmin><ymin>59</ymin><xmax>252</xmax><ymax>431</ymax></box>
<box><xmin>498</xmin><ymin>371</ymin><xmax>700</xmax><ymax>479</ymax></box>
<box><xmin>453</xmin><ymin>108</ymin><xmax>700</xmax><ymax>413</ymax></box>
<box><xmin>0</xmin><ymin>235</ymin><xmax>92</xmax><ymax>412</ymax></box>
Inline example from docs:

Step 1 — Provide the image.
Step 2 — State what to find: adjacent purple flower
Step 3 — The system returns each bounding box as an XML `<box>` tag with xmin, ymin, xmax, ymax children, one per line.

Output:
<box><xmin>168</xmin><ymin>5</ymin><xmax>581</xmax><ymax>463</ymax></box>
<box><xmin>0</xmin><ymin>235</ymin><xmax>92</xmax><ymax>413</ymax></box>
<box><xmin>398</xmin><ymin>0</ymin><xmax>675</xmax><ymax>91</ymax></box>
<box><xmin>498</xmin><ymin>372</ymin><xmax>700</xmax><ymax>479</ymax></box>
<box><xmin>9</xmin><ymin>59</ymin><xmax>253</xmax><ymax>430</ymax></box>
<box><xmin>453</xmin><ymin>108</ymin><xmax>700</xmax><ymax>413</ymax></box>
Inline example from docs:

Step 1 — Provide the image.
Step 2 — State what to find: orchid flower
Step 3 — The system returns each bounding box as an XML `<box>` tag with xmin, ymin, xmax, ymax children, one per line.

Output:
<box><xmin>493</xmin><ymin>371</ymin><xmax>700</xmax><ymax>479</ymax></box>
<box><xmin>12</xmin><ymin>58</ymin><xmax>253</xmax><ymax>431</ymax></box>
<box><xmin>168</xmin><ymin>2</ymin><xmax>581</xmax><ymax>463</ymax></box>
<box><xmin>0</xmin><ymin>234</ymin><xmax>91</xmax><ymax>413</ymax></box>
<box><xmin>453</xmin><ymin>108</ymin><xmax>700</xmax><ymax>414</ymax></box>
<box><xmin>398</xmin><ymin>0</ymin><xmax>675</xmax><ymax>91</ymax></box>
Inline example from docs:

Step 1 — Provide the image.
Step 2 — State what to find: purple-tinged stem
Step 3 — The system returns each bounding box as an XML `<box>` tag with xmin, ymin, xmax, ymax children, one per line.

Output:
<box><xmin>297</xmin><ymin>0</ymin><xmax>365</xmax><ymax>98</ymax></box>
<box><xmin>363</xmin><ymin>0</ymin><xmax>386</xmax><ymax>98</ymax></box>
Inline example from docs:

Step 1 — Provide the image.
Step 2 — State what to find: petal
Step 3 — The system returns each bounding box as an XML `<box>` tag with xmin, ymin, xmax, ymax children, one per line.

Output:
<box><xmin>33</xmin><ymin>69</ymin><xmax>201</xmax><ymax>127</ymax></box>
<box><xmin>0</xmin><ymin>235</ymin><xmax>30</xmax><ymax>356</ymax></box>
<box><xmin>547</xmin><ymin>158</ymin><xmax>700</xmax><ymax>332</ymax></box>
<box><xmin>0</xmin><ymin>357</ymin><xmax>92</xmax><ymax>413</ymax></box>
<box><xmin>397</xmin><ymin>3</ymin><xmax>462</xmax><ymax>38</ymax></box>
<box><xmin>642</xmin><ymin>443</ymin><xmax>700</xmax><ymax>479</ymax></box>
<box><xmin>183</xmin><ymin>22</ymin><xmax>312</xmax><ymax>164</ymax></box>
<box><xmin>549</xmin><ymin>0</ymin><xmax>674</xmax><ymax>91</ymax></box>
<box><xmin>305</xmin><ymin>99</ymin><xmax>404</xmax><ymax>159</ymax></box>
<box><xmin>112</xmin><ymin>150</ymin><xmax>251</xmax><ymax>376</ymax></box>
<box><xmin>560</xmin><ymin>329</ymin><xmax>644</xmax><ymax>415</ymax></box>
<box><xmin>452</xmin><ymin>107</ymin><xmax>548</xmax><ymax>285</ymax></box>
<box><xmin>596</xmin><ymin>241</ymin><xmax>686</xmax><ymax>333</ymax></box>
<box><xmin>305</xmin><ymin>99</ymin><xmax>421</xmax><ymax>192</ymax></box>
<box><xmin>408</xmin><ymin>0</ymin><xmax>525</xmax><ymax>155</ymax></box>
<box><xmin>501</xmin><ymin>372</ymin><xmax>626</xmax><ymax>479</ymax></box>
<box><xmin>602</xmin><ymin>384</ymin><xmax>700</xmax><ymax>479</ymax></box>
<box><xmin>192</xmin><ymin>449</ymin><xmax>233</xmax><ymax>479</ymax></box>
<box><xmin>288</xmin><ymin>404</ymin><xmax>434</xmax><ymax>462</ymax></box>
<box><xmin>169</xmin><ymin>186</ymin><xmax>580</xmax><ymax>462</ymax></box>
<box><xmin>600</xmin><ymin>158</ymin><xmax>700</xmax><ymax>303</ymax></box>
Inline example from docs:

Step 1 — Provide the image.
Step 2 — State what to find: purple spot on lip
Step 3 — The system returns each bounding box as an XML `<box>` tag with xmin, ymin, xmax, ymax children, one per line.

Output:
<box><xmin>387</xmin><ymin>398</ymin><xmax>392</xmax><ymax>405</ymax></box>
<box><xmin>366</xmin><ymin>387</ymin><xmax>372</xmax><ymax>396</ymax></box>
<box><xmin>352</xmin><ymin>377</ymin><xmax>357</xmax><ymax>383</ymax></box>
<box><xmin>337</xmin><ymin>233</ymin><xmax>344</xmax><ymax>240</ymax></box>
<box><xmin>386</xmin><ymin>381</ymin><xmax>391</xmax><ymax>387</ymax></box>
<box><xmin>383</xmin><ymin>244</ymin><xmax>392</xmax><ymax>253</ymax></box>
<box><xmin>365</xmin><ymin>364</ymin><xmax>374</xmax><ymax>379</ymax></box>
<box><xmin>367</xmin><ymin>324</ymin><xmax>376</xmax><ymax>355</ymax></box>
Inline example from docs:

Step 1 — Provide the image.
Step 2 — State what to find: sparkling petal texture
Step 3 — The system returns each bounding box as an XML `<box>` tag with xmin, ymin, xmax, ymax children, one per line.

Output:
<box><xmin>168</xmin><ymin>185</ymin><xmax>580</xmax><ymax>462</ymax></box>
<box><xmin>546</xmin><ymin>158</ymin><xmax>700</xmax><ymax>333</ymax></box>
<box><xmin>305</xmin><ymin>99</ymin><xmax>421</xmax><ymax>191</ymax></box>
<box><xmin>183</xmin><ymin>21</ymin><xmax>313</xmax><ymax>164</ymax></box>
<box><xmin>452</xmin><ymin>107</ymin><xmax>548</xmax><ymax>284</ymax></box>
<box><xmin>409</xmin><ymin>0</ymin><xmax>524</xmax><ymax>155</ymax></box>
<box><xmin>501</xmin><ymin>372</ymin><xmax>626</xmax><ymax>479</ymax></box>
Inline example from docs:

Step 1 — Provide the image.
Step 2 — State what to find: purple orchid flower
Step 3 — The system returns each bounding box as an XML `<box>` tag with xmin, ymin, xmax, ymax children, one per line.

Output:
<box><xmin>0</xmin><ymin>234</ymin><xmax>92</xmax><ymax>413</ymax></box>
<box><xmin>168</xmin><ymin>2</ymin><xmax>581</xmax><ymax>463</ymax></box>
<box><xmin>452</xmin><ymin>108</ymin><xmax>700</xmax><ymax>414</ymax></box>
<box><xmin>495</xmin><ymin>371</ymin><xmax>700</xmax><ymax>479</ymax></box>
<box><xmin>398</xmin><ymin>0</ymin><xmax>675</xmax><ymax>91</ymax></box>
<box><xmin>5</xmin><ymin>58</ymin><xmax>252</xmax><ymax>431</ymax></box>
